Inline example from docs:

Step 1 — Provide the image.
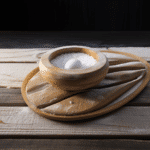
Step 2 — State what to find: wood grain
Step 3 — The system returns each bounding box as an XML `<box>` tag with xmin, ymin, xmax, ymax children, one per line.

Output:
<box><xmin>0</xmin><ymin>47</ymin><xmax>149</xmax><ymax>63</ymax></box>
<box><xmin>42</xmin><ymin>75</ymin><xmax>144</xmax><ymax>115</ymax></box>
<box><xmin>1</xmin><ymin>106</ymin><xmax>150</xmax><ymax>136</ymax></box>
<box><xmin>0</xmin><ymin>56</ymin><xmax>149</xmax><ymax>107</ymax></box>
<box><xmin>108</xmin><ymin>47</ymin><xmax>150</xmax><ymax>62</ymax></box>
<box><xmin>0</xmin><ymin>34</ymin><xmax>150</xmax><ymax>146</ymax></box>
<box><xmin>103</xmin><ymin>52</ymin><xmax>138</xmax><ymax>65</ymax></box>
<box><xmin>0</xmin><ymin>48</ymin><xmax>149</xmax><ymax>88</ymax></box>
<box><xmin>0</xmin><ymin>81</ymin><xmax>150</xmax><ymax>106</ymax></box>
<box><xmin>0</xmin><ymin>49</ymin><xmax>48</xmax><ymax>63</ymax></box>
<box><xmin>0</xmin><ymin>63</ymin><xmax>38</xmax><ymax>88</ymax></box>
<box><xmin>0</xmin><ymin>47</ymin><xmax>107</xmax><ymax>63</ymax></box>
<box><xmin>1</xmin><ymin>139</ymin><xmax>150</xmax><ymax>150</ymax></box>
<box><xmin>26</xmin><ymin>68</ymin><xmax>146</xmax><ymax>110</ymax></box>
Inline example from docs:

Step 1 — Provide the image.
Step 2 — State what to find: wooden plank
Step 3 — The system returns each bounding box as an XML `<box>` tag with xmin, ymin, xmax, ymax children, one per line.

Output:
<box><xmin>0</xmin><ymin>51</ymin><xmax>148</xmax><ymax>89</ymax></box>
<box><xmin>0</xmin><ymin>48</ymin><xmax>149</xmax><ymax>106</ymax></box>
<box><xmin>0</xmin><ymin>88</ymin><xmax>25</xmax><ymax>106</ymax></box>
<box><xmin>1</xmin><ymin>139</ymin><xmax>150</xmax><ymax>150</ymax></box>
<box><xmin>0</xmin><ymin>81</ymin><xmax>150</xmax><ymax>106</ymax></box>
<box><xmin>108</xmin><ymin>47</ymin><xmax>150</xmax><ymax>62</ymax></box>
<box><xmin>0</xmin><ymin>47</ymin><xmax>107</xmax><ymax>62</ymax></box>
<box><xmin>1</xmin><ymin>47</ymin><xmax>149</xmax><ymax>64</ymax></box>
<box><xmin>0</xmin><ymin>47</ymin><xmax>148</xmax><ymax>63</ymax></box>
<box><xmin>0</xmin><ymin>47</ymin><xmax>107</xmax><ymax>88</ymax></box>
<box><xmin>0</xmin><ymin>63</ymin><xmax>38</xmax><ymax>88</ymax></box>
<box><xmin>1</xmin><ymin>106</ymin><xmax>150</xmax><ymax>137</ymax></box>
<box><xmin>0</xmin><ymin>49</ymin><xmax>49</xmax><ymax>63</ymax></box>
<box><xmin>128</xmin><ymin>83</ymin><xmax>150</xmax><ymax>106</ymax></box>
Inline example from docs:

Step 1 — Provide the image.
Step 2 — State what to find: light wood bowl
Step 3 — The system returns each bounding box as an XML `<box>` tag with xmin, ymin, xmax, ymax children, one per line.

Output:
<box><xmin>39</xmin><ymin>47</ymin><xmax>109</xmax><ymax>91</ymax></box>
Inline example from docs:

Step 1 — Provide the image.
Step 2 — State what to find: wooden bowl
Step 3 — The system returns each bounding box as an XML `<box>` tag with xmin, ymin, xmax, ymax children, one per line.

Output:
<box><xmin>21</xmin><ymin>50</ymin><xmax>150</xmax><ymax>121</ymax></box>
<box><xmin>39</xmin><ymin>47</ymin><xmax>109</xmax><ymax>91</ymax></box>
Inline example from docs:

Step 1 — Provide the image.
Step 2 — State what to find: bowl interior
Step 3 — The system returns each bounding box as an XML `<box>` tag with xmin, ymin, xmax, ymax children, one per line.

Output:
<box><xmin>49</xmin><ymin>47</ymin><xmax>100</xmax><ymax>62</ymax></box>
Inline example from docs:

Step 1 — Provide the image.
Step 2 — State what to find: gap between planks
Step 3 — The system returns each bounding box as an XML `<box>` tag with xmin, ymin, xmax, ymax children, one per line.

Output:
<box><xmin>1</xmin><ymin>139</ymin><xmax>150</xmax><ymax>150</ymax></box>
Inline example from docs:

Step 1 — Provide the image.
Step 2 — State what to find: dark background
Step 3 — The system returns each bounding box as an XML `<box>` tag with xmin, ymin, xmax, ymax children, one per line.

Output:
<box><xmin>0</xmin><ymin>0</ymin><xmax>148</xmax><ymax>31</ymax></box>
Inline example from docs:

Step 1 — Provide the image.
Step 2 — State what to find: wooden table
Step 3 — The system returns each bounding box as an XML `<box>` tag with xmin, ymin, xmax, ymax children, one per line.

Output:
<box><xmin>1</xmin><ymin>31</ymin><xmax>150</xmax><ymax>149</ymax></box>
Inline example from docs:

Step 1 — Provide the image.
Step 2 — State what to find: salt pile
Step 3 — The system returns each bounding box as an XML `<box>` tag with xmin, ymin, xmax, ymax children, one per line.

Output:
<box><xmin>51</xmin><ymin>52</ymin><xmax>97</xmax><ymax>69</ymax></box>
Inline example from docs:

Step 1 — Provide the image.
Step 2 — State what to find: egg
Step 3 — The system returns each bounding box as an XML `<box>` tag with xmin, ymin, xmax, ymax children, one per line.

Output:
<box><xmin>64</xmin><ymin>58</ymin><xmax>82</xmax><ymax>69</ymax></box>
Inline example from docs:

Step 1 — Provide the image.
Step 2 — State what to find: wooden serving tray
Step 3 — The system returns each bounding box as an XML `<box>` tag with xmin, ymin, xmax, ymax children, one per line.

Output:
<box><xmin>21</xmin><ymin>50</ymin><xmax>150</xmax><ymax>121</ymax></box>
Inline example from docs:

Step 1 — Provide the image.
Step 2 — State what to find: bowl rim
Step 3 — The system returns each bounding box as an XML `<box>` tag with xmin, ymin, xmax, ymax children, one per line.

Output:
<box><xmin>39</xmin><ymin>46</ymin><xmax>108</xmax><ymax>76</ymax></box>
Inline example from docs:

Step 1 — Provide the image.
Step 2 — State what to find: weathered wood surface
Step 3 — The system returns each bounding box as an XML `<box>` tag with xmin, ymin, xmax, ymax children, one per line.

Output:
<box><xmin>109</xmin><ymin>47</ymin><xmax>150</xmax><ymax>62</ymax></box>
<box><xmin>0</xmin><ymin>32</ymin><xmax>150</xmax><ymax>149</ymax></box>
<box><xmin>0</xmin><ymin>47</ymin><xmax>149</xmax><ymax>63</ymax></box>
<box><xmin>0</xmin><ymin>106</ymin><xmax>150</xmax><ymax>136</ymax></box>
<box><xmin>0</xmin><ymin>48</ymin><xmax>149</xmax><ymax>89</ymax></box>
<box><xmin>0</xmin><ymin>81</ymin><xmax>150</xmax><ymax>106</ymax></box>
<box><xmin>0</xmin><ymin>49</ymin><xmax>48</xmax><ymax>63</ymax></box>
<box><xmin>0</xmin><ymin>88</ymin><xmax>26</xmax><ymax>106</ymax></box>
<box><xmin>0</xmin><ymin>63</ymin><xmax>38</xmax><ymax>88</ymax></box>
<box><xmin>1</xmin><ymin>139</ymin><xmax>150</xmax><ymax>150</ymax></box>
<box><xmin>0</xmin><ymin>47</ymin><xmax>150</xmax><ymax>146</ymax></box>
<box><xmin>0</xmin><ymin>47</ymin><xmax>107</xmax><ymax>62</ymax></box>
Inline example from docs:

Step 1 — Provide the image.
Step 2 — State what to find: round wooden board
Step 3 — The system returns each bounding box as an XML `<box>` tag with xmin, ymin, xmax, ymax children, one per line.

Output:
<box><xmin>21</xmin><ymin>50</ymin><xmax>150</xmax><ymax>121</ymax></box>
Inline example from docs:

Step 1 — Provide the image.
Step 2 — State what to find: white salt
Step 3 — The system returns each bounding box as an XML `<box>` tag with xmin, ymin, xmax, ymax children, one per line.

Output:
<box><xmin>64</xmin><ymin>58</ymin><xmax>82</xmax><ymax>69</ymax></box>
<box><xmin>51</xmin><ymin>52</ymin><xmax>97</xmax><ymax>69</ymax></box>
